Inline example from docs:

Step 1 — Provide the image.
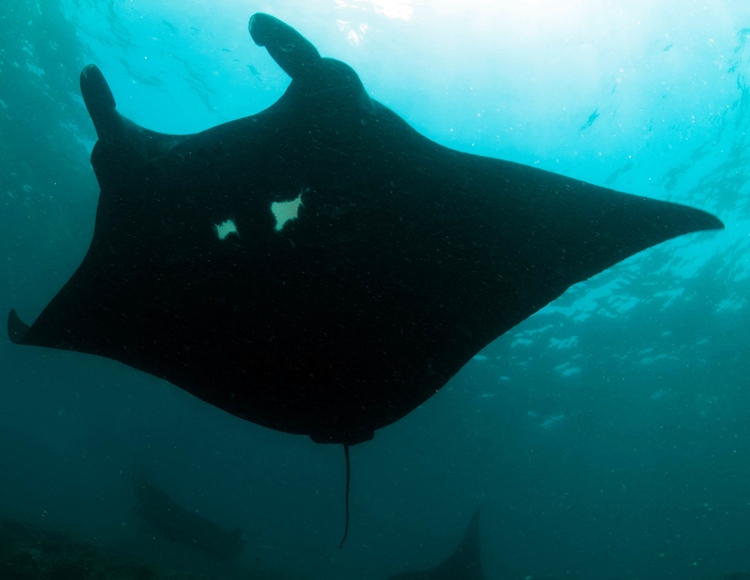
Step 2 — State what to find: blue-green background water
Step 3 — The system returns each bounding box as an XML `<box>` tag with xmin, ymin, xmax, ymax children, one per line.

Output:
<box><xmin>1</xmin><ymin>1</ymin><xmax>749</xmax><ymax>578</ymax></box>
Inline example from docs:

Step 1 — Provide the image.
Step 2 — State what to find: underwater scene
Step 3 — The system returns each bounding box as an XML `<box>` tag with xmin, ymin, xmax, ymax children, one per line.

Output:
<box><xmin>1</xmin><ymin>1</ymin><xmax>749</xmax><ymax>578</ymax></box>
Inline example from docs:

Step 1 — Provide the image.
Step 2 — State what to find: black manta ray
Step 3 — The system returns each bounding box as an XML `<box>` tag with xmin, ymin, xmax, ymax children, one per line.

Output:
<box><xmin>8</xmin><ymin>13</ymin><xmax>721</xmax><ymax>544</ymax></box>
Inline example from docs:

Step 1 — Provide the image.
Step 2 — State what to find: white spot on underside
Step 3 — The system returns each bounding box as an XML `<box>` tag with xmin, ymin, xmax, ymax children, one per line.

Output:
<box><xmin>215</xmin><ymin>219</ymin><xmax>238</xmax><ymax>240</ymax></box>
<box><xmin>271</xmin><ymin>193</ymin><xmax>303</xmax><ymax>232</ymax></box>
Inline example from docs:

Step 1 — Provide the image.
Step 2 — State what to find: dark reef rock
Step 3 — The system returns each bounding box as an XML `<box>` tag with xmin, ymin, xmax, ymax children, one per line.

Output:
<box><xmin>0</xmin><ymin>517</ymin><xmax>206</xmax><ymax>580</ymax></box>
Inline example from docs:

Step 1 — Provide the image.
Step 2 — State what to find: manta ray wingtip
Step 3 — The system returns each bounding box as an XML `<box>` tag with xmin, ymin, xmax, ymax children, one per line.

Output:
<box><xmin>684</xmin><ymin>205</ymin><xmax>724</xmax><ymax>235</ymax></box>
<box><xmin>7</xmin><ymin>309</ymin><xmax>30</xmax><ymax>345</ymax></box>
<box><xmin>706</xmin><ymin>212</ymin><xmax>725</xmax><ymax>231</ymax></box>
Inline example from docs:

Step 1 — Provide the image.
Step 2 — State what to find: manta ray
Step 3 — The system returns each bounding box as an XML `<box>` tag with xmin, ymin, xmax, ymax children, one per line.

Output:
<box><xmin>390</xmin><ymin>509</ymin><xmax>483</xmax><ymax>580</ymax></box>
<box><xmin>132</xmin><ymin>470</ymin><xmax>245</xmax><ymax>560</ymax></box>
<box><xmin>8</xmin><ymin>13</ymin><xmax>722</xmax><ymax>545</ymax></box>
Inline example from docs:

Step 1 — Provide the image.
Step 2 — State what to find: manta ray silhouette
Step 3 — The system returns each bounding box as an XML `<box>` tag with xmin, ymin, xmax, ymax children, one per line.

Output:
<box><xmin>390</xmin><ymin>509</ymin><xmax>483</xmax><ymax>580</ymax></box>
<box><xmin>132</xmin><ymin>470</ymin><xmax>245</xmax><ymax>560</ymax></box>
<box><xmin>8</xmin><ymin>13</ymin><xmax>722</xmax><ymax>546</ymax></box>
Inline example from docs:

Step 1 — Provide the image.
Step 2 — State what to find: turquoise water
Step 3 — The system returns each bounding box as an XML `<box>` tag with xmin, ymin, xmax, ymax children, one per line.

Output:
<box><xmin>1</xmin><ymin>1</ymin><xmax>748</xmax><ymax>578</ymax></box>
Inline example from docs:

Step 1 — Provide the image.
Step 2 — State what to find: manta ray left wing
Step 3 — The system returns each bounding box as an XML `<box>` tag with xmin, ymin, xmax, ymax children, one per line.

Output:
<box><xmin>8</xmin><ymin>13</ymin><xmax>723</xmax><ymax>447</ymax></box>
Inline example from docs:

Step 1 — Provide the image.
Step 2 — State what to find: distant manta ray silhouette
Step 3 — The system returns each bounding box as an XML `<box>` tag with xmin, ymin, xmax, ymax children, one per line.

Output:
<box><xmin>389</xmin><ymin>509</ymin><xmax>483</xmax><ymax>580</ymax></box>
<box><xmin>132</xmin><ymin>469</ymin><xmax>245</xmax><ymax>560</ymax></box>
<box><xmin>7</xmin><ymin>13</ymin><xmax>722</xmax><ymax>547</ymax></box>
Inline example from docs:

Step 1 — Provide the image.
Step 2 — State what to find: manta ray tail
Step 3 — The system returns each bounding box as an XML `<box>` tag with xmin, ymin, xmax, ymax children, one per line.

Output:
<box><xmin>339</xmin><ymin>443</ymin><xmax>351</xmax><ymax>549</ymax></box>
